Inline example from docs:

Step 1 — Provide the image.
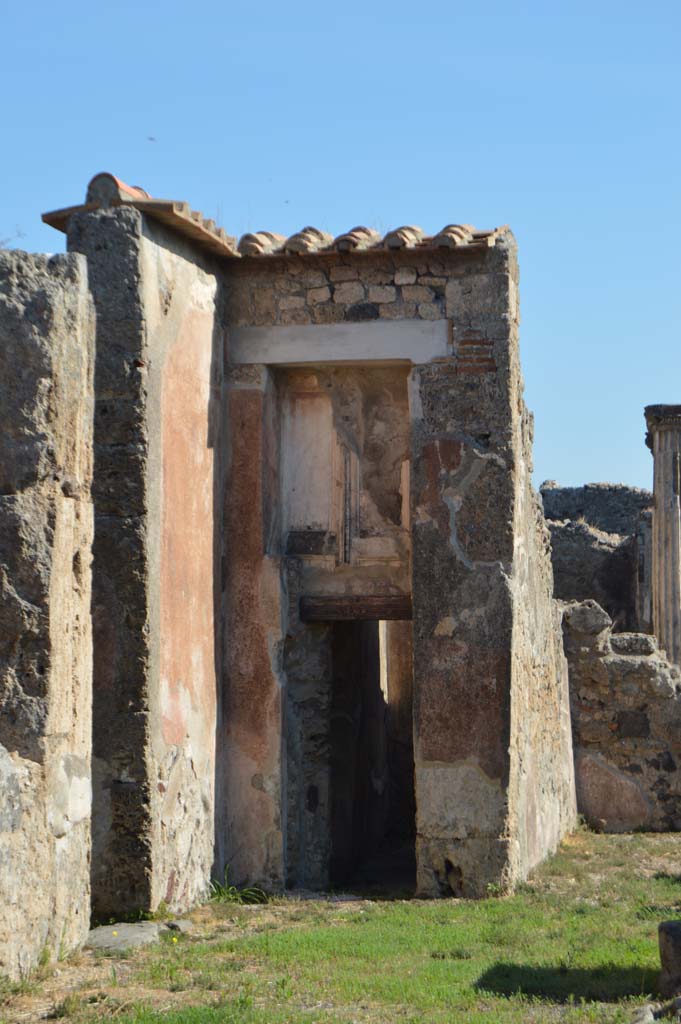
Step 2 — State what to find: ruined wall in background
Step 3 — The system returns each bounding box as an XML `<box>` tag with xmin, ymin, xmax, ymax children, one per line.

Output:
<box><xmin>68</xmin><ymin>209</ymin><xmax>222</xmax><ymax>916</ymax></box>
<box><xmin>0</xmin><ymin>251</ymin><xmax>93</xmax><ymax>977</ymax></box>
<box><xmin>563</xmin><ymin>600</ymin><xmax>681</xmax><ymax>832</ymax></box>
<box><xmin>541</xmin><ymin>482</ymin><xmax>653</xmax><ymax>631</ymax></box>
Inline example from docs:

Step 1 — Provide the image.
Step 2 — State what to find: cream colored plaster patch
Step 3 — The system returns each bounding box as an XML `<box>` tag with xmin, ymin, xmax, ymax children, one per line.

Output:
<box><xmin>189</xmin><ymin>272</ymin><xmax>218</xmax><ymax>312</ymax></box>
<box><xmin>416</xmin><ymin>760</ymin><xmax>506</xmax><ymax>839</ymax></box>
<box><xmin>47</xmin><ymin>757</ymin><xmax>92</xmax><ymax>838</ymax></box>
<box><xmin>434</xmin><ymin>616</ymin><xmax>456</xmax><ymax>637</ymax></box>
<box><xmin>160</xmin><ymin>674</ymin><xmax>193</xmax><ymax>746</ymax></box>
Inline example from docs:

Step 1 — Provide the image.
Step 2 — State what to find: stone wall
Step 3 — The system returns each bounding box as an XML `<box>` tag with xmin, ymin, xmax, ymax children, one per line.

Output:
<box><xmin>408</xmin><ymin>237</ymin><xmax>576</xmax><ymax>896</ymax></box>
<box><xmin>68</xmin><ymin>209</ymin><xmax>223</xmax><ymax>916</ymax></box>
<box><xmin>0</xmin><ymin>251</ymin><xmax>94</xmax><ymax>977</ymax></box>
<box><xmin>563</xmin><ymin>600</ymin><xmax>681</xmax><ymax>831</ymax></box>
<box><xmin>220</xmin><ymin>233</ymin><xmax>578</xmax><ymax>897</ymax></box>
<box><xmin>14</xmin><ymin>189</ymin><xmax>578</xmax><ymax>910</ymax></box>
<box><xmin>541</xmin><ymin>482</ymin><xmax>653</xmax><ymax>631</ymax></box>
<box><xmin>506</xmin><ymin>414</ymin><xmax>577</xmax><ymax>884</ymax></box>
<box><xmin>542</xmin><ymin>482</ymin><xmax>653</xmax><ymax>535</ymax></box>
<box><xmin>225</xmin><ymin>253</ymin><xmax>451</xmax><ymax>327</ymax></box>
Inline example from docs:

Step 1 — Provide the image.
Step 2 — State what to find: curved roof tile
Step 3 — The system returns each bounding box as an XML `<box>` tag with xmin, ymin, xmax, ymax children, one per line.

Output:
<box><xmin>432</xmin><ymin>224</ymin><xmax>475</xmax><ymax>247</ymax></box>
<box><xmin>383</xmin><ymin>226</ymin><xmax>425</xmax><ymax>249</ymax></box>
<box><xmin>238</xmin><ymin>231</ymin><xmax>286</xmax><ymax>256</ymax></box>
<box><xmin>42</xmin><ymin>174</ymin><xmax>509</xmax><ymax>261</ymax></box>
<box><xmin>283</xmin><ymin>226</ymin><xmax>334</xmax><ymax>254</ymax></box>
<box><xmin>333</xmin><ymin>226</ymin><xmax>381</xmax><ymax>252</ymax></box>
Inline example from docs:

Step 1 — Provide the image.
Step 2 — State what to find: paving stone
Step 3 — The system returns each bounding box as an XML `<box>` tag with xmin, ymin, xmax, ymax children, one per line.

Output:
<box><xmin>86</xmin><ymin>922</ymin><xmax>160</xmax><ymax>952</ymax></box>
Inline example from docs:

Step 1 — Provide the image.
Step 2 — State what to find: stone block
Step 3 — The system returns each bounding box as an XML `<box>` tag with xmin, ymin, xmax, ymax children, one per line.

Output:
<box><xmin>659</xmin><ymin>921</ymin><xmax>681</xmax><ymax>997</ymax></box>
<box><xmin>281</xmin><ymin>308</ymin><xmax>309</xmax><ymax>325</ymax></box>
<box><xmin>379</xmin><ymin>301</ymin><xmax>418</xmax><ymax>319</ymax></box>
<box><xmin>333</xmin><ymin>281</ymin><xmax>364</xmax><ymax>305</ymax></box>
<box><xmin>312</xmin><ymin>303</ymin><xmax>345</xmax><ymax>324</ymax></box>
<box><xmin>86</xmin><ymin>922</ymin><xmax>160</xmax><ymax>952</ymax></box>
<box><xmin>445</xmin><ymin>273</ymin><xmax>513</xmax><ymax>321</ymax></box>
<box><xmin>563</xmin><ymin>599</ymin><xmax>612</xmax><ymax>637</ymax></box>
<box><xmin>280</xmin><ymin>294</ymin><xmax>305</xmax><ymax>311</ymax></box>
<box><xmin>308</xmin><ymin>286</ymin><xmax>331</xmax><ymax>305</ymax></box>
<box><xmin>402</xmin><ymin>284</ymin><xmax>434</xmax><ymax>303</ymax></box>
<box><xmin>369</xmin><ymin>285</ymin><xmax>396</xmax><ymax>304</ymax></box>
<box><xmin>575</xmin><ymin>750</ymin><xmax>651</xmax><ymax>831</ymax></box>
<box><xmin>610</xmin><ymin>633</ymin><xmax>657</xmax><ymax>656</ymax></box>
<box><xmin>344</xmin><ymin>302</ymin><xmax>379</xmax><ymax>321</ymax></box>
<box><xmin>329</xmin><ymin>265</ymin><xmax>359</xmax><ymax>282</ymax></box>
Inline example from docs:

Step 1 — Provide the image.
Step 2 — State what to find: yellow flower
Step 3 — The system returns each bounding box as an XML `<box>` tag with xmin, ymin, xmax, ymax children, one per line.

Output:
<box><xmin>172</xmin><ymin>936</ymin><xmax>178</xmax><ymax>944</ymax></box>
<box><xmin>112</xmin><ymin>930</ymin><xmax>118</xmax><ymax>936</ymax></box>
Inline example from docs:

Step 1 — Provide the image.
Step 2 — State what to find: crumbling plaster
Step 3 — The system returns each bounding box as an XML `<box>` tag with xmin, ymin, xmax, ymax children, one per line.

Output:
<box><xmin>68</xmin><ymin>208</ymin><xmax>223</xmax><ymax>917</ymax></box>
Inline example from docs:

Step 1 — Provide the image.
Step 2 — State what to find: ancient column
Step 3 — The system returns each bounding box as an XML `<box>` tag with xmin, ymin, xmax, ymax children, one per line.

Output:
<box><xmin>645</xmin><ymin>405</ymin><xmax>681</xmax><ymax>665</ymax></box>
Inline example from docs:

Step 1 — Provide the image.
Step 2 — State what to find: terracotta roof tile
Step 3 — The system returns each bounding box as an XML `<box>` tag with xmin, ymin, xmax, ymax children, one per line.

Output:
<box><xmin>333</xmin><ymin>226</ymin><xmax>381</xmax><ymax>252</ymax></box>
<box><xmin>383</xmin><ymin>225</ymin><xmax>425</xmax><ymax>249</ymax></box>
<box><xmin>283</xmin><ymin>226</ymin><xmax>334</xmax><ymax>254</ymax></box>
<box><xmin>42</xmin><ymin>174</ymin><xmax>509</xmax><ymax>261</ymax></box>
<box><xmin>432</xmin><ymin>224</ymin><xmax>475</xmax><ymax>247</ymax></box>
<box><xmin>238</xmin><ymin>231</ymin><xmax>287</xmax><ymax>256</ymax></box>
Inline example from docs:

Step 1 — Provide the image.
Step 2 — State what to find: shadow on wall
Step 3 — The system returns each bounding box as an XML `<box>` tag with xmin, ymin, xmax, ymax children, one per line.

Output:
<box><xmin>475</xmin><ymin>962</ymin><xmax>657</xmax><ymax>1003</ymax></box>
<box><xmin>209</xmin><ymin>301</ymin><xmax>226</xmax><ymax>886</ymax></box>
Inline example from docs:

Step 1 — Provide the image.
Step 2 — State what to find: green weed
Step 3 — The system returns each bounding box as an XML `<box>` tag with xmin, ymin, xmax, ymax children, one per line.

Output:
<box><xmin>209</xmin><ymin>872</ymin><xmax>268</xmax><ymax>906</ymax></box>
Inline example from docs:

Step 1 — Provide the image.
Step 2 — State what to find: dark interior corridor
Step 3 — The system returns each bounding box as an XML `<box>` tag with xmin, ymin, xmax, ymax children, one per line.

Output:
<box><xmin>329</xmin><ymin>620</ymin><xmax>416</xmax><ymax>893</ymax></box>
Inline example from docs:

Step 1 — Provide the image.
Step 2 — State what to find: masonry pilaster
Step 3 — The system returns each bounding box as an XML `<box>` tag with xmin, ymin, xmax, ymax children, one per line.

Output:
<box><xmin>221</xmin><ymin>364</ymin><xmax>286</xmax><ymax>889</ymax></box>
<box><xmin>645</xmin><ymin>405</ymin><xmax>681</xmax><ymax>666</ymax></box>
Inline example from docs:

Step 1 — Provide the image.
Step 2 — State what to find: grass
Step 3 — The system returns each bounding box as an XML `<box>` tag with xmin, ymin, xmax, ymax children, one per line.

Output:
<box><xmin>3</xmin><ymin>831</ymin><xmax>681</xmax><ymax>1023</ymax></box>
<box><xmin>209</xmin><ymin>876</ymin><xmax>269</xmax><ymax>906</ymax></box>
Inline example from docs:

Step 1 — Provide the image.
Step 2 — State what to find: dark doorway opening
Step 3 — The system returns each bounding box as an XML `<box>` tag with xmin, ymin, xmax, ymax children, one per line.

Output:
<box><xmin>329</xmin><ymin>619</ymin><xmax>416</xmax><ymax>895</ymax></box>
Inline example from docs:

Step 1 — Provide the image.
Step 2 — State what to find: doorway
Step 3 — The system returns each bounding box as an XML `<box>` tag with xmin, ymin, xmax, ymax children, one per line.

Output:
<box><xmin>329</xmin><ymin>619</ymin><xmax>416</xmax><ymax>893</ymax></box>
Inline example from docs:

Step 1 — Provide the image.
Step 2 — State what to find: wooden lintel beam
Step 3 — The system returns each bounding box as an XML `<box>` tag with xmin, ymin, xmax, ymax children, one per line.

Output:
<box><xmin>300</xmin><ymin>595</ymin><xmax>412</xmax><ymax>622</ymax></box>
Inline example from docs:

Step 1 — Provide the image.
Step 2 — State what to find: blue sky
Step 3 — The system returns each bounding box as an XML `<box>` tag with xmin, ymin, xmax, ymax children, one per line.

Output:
<box><xmin>2</xmin><ymin>1</ymin><xmax>679</xmax><ymax>490</ymax></box>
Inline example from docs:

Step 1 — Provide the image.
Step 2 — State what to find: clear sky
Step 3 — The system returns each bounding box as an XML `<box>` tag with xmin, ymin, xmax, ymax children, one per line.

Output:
<box><xmin>2</xmin><ymin>1</ymin><xmax>679</xmax><ymax>491</ymax></box>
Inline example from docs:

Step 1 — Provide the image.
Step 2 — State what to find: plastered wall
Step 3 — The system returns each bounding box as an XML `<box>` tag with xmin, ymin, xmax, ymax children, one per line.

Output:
<box><xmin>68</xmin><ymin>209</ymin><xmax>223</xmax><ymax>915</ymax></box>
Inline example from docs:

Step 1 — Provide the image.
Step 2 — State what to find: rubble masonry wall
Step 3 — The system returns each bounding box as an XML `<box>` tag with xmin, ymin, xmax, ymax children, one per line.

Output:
<box><xmin>563</xmin><ymin>600</ymin><xmax>681</xmax><ymax>832</ymax></box>
<box><xmin>541</xmin><ymin>482</ymin><xmax>653</xmax><ymax>631</ymax></box>
<box><xmin>0</xmin><ymin>251</ymin><xmax>94</xmax><ymax>977</ymax></box>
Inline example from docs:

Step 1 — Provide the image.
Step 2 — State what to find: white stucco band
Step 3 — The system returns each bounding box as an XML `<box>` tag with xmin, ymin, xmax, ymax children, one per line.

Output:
<box><xmin>228</xmin><ymin>319</ymin><xmax>450</xmax><ymax>365</ymax></box>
